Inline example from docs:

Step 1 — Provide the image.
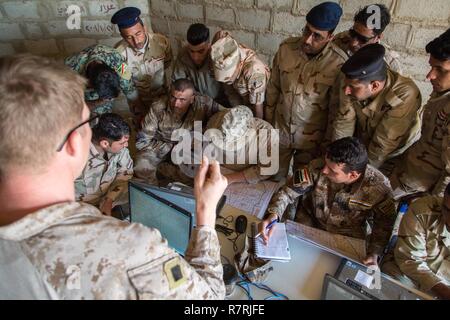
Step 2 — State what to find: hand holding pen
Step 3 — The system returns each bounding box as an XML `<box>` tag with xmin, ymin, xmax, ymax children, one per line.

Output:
<box><xmin>256</xmin><ymin>213</ymin><xmax>279</xmax><ymax>245</ymax></box>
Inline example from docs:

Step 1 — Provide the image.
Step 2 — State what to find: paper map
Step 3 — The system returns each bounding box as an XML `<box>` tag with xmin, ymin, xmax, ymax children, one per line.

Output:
<box><xmin>285</xmin><ymin>220</ymin><xmax>367</xmax><ymax>263</ymax></box>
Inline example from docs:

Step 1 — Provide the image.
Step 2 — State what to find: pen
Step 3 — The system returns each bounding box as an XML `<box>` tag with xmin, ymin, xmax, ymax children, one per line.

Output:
<box><xmin>255</xmin><ymin>219</ymin><xmax>278</xmax><ymax>238</ymax></box>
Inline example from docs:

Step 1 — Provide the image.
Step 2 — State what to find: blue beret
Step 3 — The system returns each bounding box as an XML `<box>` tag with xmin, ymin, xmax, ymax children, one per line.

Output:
<box><xmin>111</xmin><ymin>7</ymin><xmax>141</xmax><ymax>29</ymax></box>
<box><xmin>306</xmin><ymin>2</ymin><xmax>342</xmax><ymax>31</ymax></box>
<box><xmin>341</xmin><ymin>44</ymin><xmax>386</xmax><ymax>80</ymax></box>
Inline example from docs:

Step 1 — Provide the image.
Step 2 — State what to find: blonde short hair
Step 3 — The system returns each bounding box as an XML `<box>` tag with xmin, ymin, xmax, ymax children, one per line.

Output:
<box><xmin>0</xmin><ymin>54</ymin><xmax>87</xmax><ymax>176</ymax></box>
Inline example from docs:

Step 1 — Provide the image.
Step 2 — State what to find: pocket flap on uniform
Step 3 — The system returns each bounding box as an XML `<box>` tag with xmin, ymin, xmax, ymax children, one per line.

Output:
<box><xmin>127</xmin><ymin>253</ymin><xmax>191</xmax><ymax>299</ymax></box>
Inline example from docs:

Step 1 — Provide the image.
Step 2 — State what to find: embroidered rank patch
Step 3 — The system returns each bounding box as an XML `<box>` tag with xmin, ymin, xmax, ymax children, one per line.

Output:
<box><xmin>164</xmin><ymin>257</ymin><xmax>187</xmax><ymax>290</ymax></box>
<box><xmin>377</xmin><ymin>198</ymin><xmax>396</xmax><ymax>216</ymax></box>
<box><xmin>293</xmin><ymin>167</ymin><xmax>312</xmax><ymax>188</ymax></box>
<box><xmin>349</xmin><ymin>198</ymin><xmax>372</xmax><ymax>208</ymax></box>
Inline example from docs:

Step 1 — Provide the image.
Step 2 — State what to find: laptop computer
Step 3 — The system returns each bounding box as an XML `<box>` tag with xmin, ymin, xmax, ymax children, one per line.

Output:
<box><xmin>128</xmin><ymin>181</ymin><xmax>195</xmax><ymax>255</ymax></box>
<box><xmin>321</xmin><ymin>274</ymin><xmax>370</xmax><ymax>300</ymax></box>
<box><xmin>334</xmin><ymin>259</ymin><xmax>433</xmax><ymax>300</ymax></box>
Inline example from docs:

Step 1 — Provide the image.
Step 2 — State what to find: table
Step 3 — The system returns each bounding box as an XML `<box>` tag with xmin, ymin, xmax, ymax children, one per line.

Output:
<box><xmin>216</xmin><ymin>205</ymin><xmax>341</xmax><ymax>300</ymax></box>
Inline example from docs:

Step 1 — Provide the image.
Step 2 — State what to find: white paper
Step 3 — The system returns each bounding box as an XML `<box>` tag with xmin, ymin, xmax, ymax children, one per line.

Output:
<box><xmin>254</xmin><ymin>223</ymin><xmax>291</xmax><ymax>261</ymax></box>
<box><xmin>285</xmin><ymin>220</ymin><xmax>367</xmax><ymax>264</ymax></box>
<box><xmin>354</xmin><ymin>270</ymin><xmax>374</xmax><ymax>289</ymax></box>
<box><xmin>223</xmin><ymin>179</ymin><xmax>280</xmax><ymax>219</ymax></box>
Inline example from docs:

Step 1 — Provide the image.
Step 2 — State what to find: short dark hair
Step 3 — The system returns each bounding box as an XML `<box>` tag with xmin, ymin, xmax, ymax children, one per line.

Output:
<box><xmin>92</xmin><ymin>113</ymin><xmax>130</xmax><ymax>143</ymax></box>
<box><xmin>426</xmin><ymin>28</ymin><xmax>450</xmax><ymax>61</ymax></box>
<box><xmin>172</xmin><ymin>78</ymin><xmax>195</xmax><ymax>93</ymax></box>
<box><xmin>86</xmin><ymin>63</ymin><xmax>120</xmax><ymax>100</ymax></box>
<box><xmin>326</xmin><ymin>137</ymin><xmax>368</xmax><ymax>174</ymax></box>
<box><xmin>187</xmin><ymin>23</ymin><xmax>210</xmax><ymax>45</ymax></box>
<box><xmin>354</xmin><ymin>4</ymin><xmax>391</xmax><ymax>35</ymax></box>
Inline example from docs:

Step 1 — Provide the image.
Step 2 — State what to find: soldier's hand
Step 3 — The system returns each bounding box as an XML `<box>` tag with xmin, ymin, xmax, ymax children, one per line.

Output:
<box><xmin>194</xmin><ymin>156</ymin><xmax>228</xmax><ymax>228</ymax></box>
<box><xmin>257</xmin><ymin>213</ymin><xmax>278</xmax><ymax>245</ymax></box>
<box><xmin>362</xmin><ymin>253</ymin><xmax>379</xmax><ymax>266</ymax></box>
<box><xmin>431</xmin><ymin>283</ymin><xmax>450</xmax><ymax>300</ymax></box>
<box><xmin>100</xmin><ymin>198</ymin><xmax>113</xmax><ymax>216</ymax></box>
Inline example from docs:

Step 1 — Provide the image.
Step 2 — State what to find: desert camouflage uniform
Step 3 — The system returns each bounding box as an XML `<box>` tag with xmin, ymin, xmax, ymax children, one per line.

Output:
<box><xmin>331</xmin><ymin>68</ymin><xmax>422</xmax><ymax>168</ymax></box>
<box><xmin>115</xmin><ymin>32</ymin><xmax>172</xmax><ymax>110</ymax></box>
<box><xmin>388</xmin><ymin>90</ymin><xmax>450</xmax><ymax>199</ymax></box>
<box><xmin>65</xmin><ymin>45</ymin><xmax>139</xmax><ymax>114</ymax></box>
<box><xmin>75</xmin><ymin>143</ymin><xmax>133</xmax><ymax>208</ymax></box>
<box><xmin>333</xmin><ymin>31</ymin><xmax>403</xmax><ymax>73</ymax></box>
<box><xmin>134</xmin><ymin>94</ymin><xmax>223</xmax><ymax>184</ymax></box>
<box><xmin>266</xmin><ymin>158</ymin><xmax>397</xmax><ymax>255</ymax></box>
<box><xmin>161</xmin><ymin>107</ymin><xmax>277</xmax><ymax>185</ymax></box>
<box><xmin>394</xmin><ymin>196</ymin><xmax>450</xmax><ymax>292</ymax></box>
<box><xmin>212</xmin><ymin>31</ymin><xmax>270</xmax><ymax>108</ymax></box>
<box><xmin>265</xmin><ymin>37</ymin><xmax>347</xmax><ymax>178</ymax></box>
<box><xmin>0</xmin><ymin>202</ymin><xmax>225</xmax><ymax>299</ymax></box>
<box><xmin>172</xmin><ymin>47</ymin><xmax>224</xmax><ymax>103</ymax></box>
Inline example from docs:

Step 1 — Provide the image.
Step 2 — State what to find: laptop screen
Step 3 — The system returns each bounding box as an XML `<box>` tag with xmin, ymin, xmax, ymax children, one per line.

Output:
<box><xmin>129</xmin><ymin>183</ymin><xmax>193</xmax><ymax>255</ymax></box>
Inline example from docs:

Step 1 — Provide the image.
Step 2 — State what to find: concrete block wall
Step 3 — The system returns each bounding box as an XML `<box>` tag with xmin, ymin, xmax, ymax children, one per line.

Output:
<box><xmin>0</xmin><ymin>0</ymin><xmax>449</xmax><ymax>98</ymax></box>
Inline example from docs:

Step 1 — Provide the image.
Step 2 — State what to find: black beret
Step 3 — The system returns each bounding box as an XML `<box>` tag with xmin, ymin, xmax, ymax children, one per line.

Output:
<box><xmin>341</xmin><ymin>43</ymin><xmax>386</xmax><ymax>80</ymax></box>
<box><xmin>111</xmin><ymin>7</ymin><xmax>141</xmax><ymax>29</ymax></box>
<box><xmin>306</xmin><ymin>2</ymin><xmax>342</xmax><ymax>31</ymax></box>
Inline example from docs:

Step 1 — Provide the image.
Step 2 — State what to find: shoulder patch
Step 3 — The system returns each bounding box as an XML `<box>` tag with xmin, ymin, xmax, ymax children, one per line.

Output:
<box><xmin>293</xmin><ymin>167</ymin><xmax>313</xmax><ymax>188</ymax></box>
<box><xmin>117</xmin><ymin>62</ymin><xmax>131</xmax><ymax>80</ymax></box>
<box><xmin>163</xmin><ymin>257</ymin><xmax>187</xmax><ymax>290</ymax></box>
<box><xmin>376</xmin><ymin>198</ymin><xmax>396</xmax><ymax>216</ymax></box>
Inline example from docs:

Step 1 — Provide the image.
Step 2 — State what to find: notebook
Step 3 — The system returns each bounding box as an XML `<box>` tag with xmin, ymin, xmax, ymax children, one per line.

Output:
<box><xmin>252</xmin><ymin>222</ymin><xmax>291</xmax><ymax>261</ymax></box>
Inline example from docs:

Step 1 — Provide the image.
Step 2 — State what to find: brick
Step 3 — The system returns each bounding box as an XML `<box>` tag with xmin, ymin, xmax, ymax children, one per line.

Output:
<box><xmin>233</xmin><ymin>0</ymin><xmax>255</xmax><ymax>7</ymax></box>
<box><xmin>273</xmin><ymin>12</ymin><xmax>305</xmax><ymax>35</ymax></box>
<box><xmin>170</xmin><ymin>21</ymin><xmax>192</xmax><ymax>37</ymax></box>
<box><xmin>414</xmin><ymin>80</ymin><xmax>433</xmax><ymax>102</ymax></box>
<box><xmin>411</xmin><ymin>27</ymin><xmax>447</xmax><ymax>50</ymax></box>
<box><xmin>396</xmin><ymin>0</ymin><xmax>450</xmax><ymax>21</ymax></box>
<box><xmin>47</xmin><ymin>20</ymin><xmax>82</xmax><ymax>36</ymax></box>
<box><xmin>98</xmin><ymin>37</ymin><xmax>122</xmax><ymax>48</ymax></box>
<box><xmin>342</xmin><ymin>0</ymin><xmax>393</xmax><ymax>16</ymax></box>
<box><xmin>25</xmin><ymin>23</ymin><xmax>44</xmax><ymax>38</ymax></box>
<box><xmin>257</xmin><ymin>33</ymin><xmax>285</xmax><ymax>54</ymax></box>
<box><xmin>24</xmin><ymin>39</ymin><xmax>59</xmax><ymax>55</ymax></box>
<box><xmin>52</xmin><ymin>1</ymin><xmax>88</xmax><ymax>18</ymax></box>
<box><xmin>88</xmin><ymin>0</ymin><xmax>119</xmax><ymax>17</ymax></box>
<box><xmin>177</xmin><ymin>3</ymin><xmax>203</xmax><ymax>20</ymax></box>
<box><xmin>150</xmin><ymin>16</ymin><xmax>170</xmax><ymax>36</ymax></box>
<box><xmin>82</xmin><ymin>20</ymin><xmax>116</xmax><ymax>36</ymax></box>
<box><xmin>398</xmin><ymin>52</ymin><xmax>430</xmax><ymax>79</ymax></box>
<box><xmin>333</xmin><ymin>19</ymin><xmax>353</xmax><ymax>35</ymax></box>
<box><xmin>123</xmin><ymin>0</ymin><xmax>150</xmax><ymax>15</ymax></box>
<box><xmin>0</xmin><ymin>43</ymin><xmax>15</xmax><ymax>56</ymax></box>
<box><xmin>383</xmin><ymin>23</ymin><xmax>410</xmax><ymax>49</ymax></box>
<box><xmin>3</xmin><ymin>1</ymin><xmax>41</xmax><ymax>19</ymax></box>
<box><xmin>236</xmin><ymin>9</ymin><xmax>270</xmax><ymax>31</ymax></box>
<box><xmin>231</xmin><ymin>30</ymin><xmax>256</xmax><ymax>48</ymax></box>
<box><xmin>206</xmin><ymin>6</ymin><xmax>235</xmax><ymax>24</ymax></box>
<box><xmin>291</xmin><ymin>0</ymin><xmax>325</xmax><ymax>14</ymax></box>
<box><xmin>257</xmin><ymin>0</ymin><xmax>292</xmax><ymax>10</ymax></box>
<box><xmin>64</xmin><ymin>38</ymin><xmax>97</xmax><ymax>54</ymax></box>
<box><xmin>257</xmin><ymin>53</ymin><xmax>271</xmax><ymax>67</ymax></box>
<box><xmin>0</xmin><ymin>23</ymin><xmax>25</xmax><ymax>40</ymax></box>
<box><xmin>151</xmin><ymin>0</ymin><xmax>176</xmax><ymax>18</ymax></box>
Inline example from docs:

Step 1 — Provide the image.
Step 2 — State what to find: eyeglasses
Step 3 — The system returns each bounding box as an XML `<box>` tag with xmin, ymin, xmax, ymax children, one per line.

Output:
<box><xmin>56</xmin><ymin>114</ymin><xmax>99</xmax><ymax>152</ymax></box>
<box><xmin>348</xmin><ymin>28</ymin><xmax>377</xmax><ymax>44</ymax></box>
<box><xmin>302</xmin><ymin>26</ymin><xmax>326</xmax><ymax>42</ymax></box>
